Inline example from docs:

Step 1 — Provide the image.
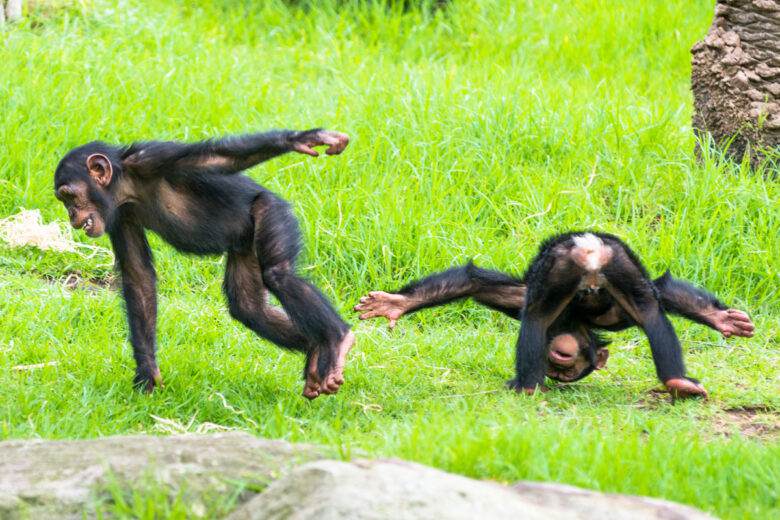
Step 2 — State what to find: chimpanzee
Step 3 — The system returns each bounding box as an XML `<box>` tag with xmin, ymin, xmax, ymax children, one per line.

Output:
<box><xmin>355</xmin><ymin>232</ymin><xmax>754</xmax><ymax>398</ymax></box>
<box><xmin>54</xmin><ymin>128</ymin><xmax>355</xmax><ymax>399</ymax></box>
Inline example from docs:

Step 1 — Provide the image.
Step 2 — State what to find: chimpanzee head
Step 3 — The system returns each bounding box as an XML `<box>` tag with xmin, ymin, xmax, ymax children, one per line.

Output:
<box><xmin>54</xmin><ymin>142</ymin><xmax>122</xmax><ymax>238</ymax></box>
<box><xmin>545</xmin><ymin>332</ymin><xmax>609</xmax><ymax>382</ymax></box>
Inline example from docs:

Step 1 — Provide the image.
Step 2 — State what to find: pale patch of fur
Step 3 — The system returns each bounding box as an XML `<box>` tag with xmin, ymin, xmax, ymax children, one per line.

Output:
<box><xmin>572</xmin><ymin>233</ymin><xmax>605</xmax><ymax>271</ymax></box>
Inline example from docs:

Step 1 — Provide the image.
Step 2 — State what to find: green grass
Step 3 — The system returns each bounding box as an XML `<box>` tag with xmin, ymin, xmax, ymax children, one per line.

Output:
<box><xmin>1</xmin><ymin>0</ymin><xmax>779</xmax><ymax>518</ymax></box>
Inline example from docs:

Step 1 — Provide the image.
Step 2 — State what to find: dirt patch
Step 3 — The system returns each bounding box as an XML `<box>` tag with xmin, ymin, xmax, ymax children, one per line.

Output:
<box><xmin>712</xmin><ymin>406</ymin><xmax>780</xmax><ymax>440</ymax></box>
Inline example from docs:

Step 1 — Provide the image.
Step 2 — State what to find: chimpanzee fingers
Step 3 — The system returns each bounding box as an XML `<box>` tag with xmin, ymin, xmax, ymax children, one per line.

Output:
<box><xmin>133</xmin><ymin>368</ymin><xmax>163</xmax><ymax>394</ymax></box>
<box><xmin>358</xmin><ymin>311</ymin><xmax>382</xmax><ymax>320</ymax></box>
<box><xmin>728</xmin><ymin>310</ymin><xmax>755</xmax><ymax>330</ymax></box>
<box><xmin>722</xmin><ymin>309</ymin><xmax>755</xmax><ymax>337</ymax></box>
<box><xmin>727</xmin><ymin>309</ymin><xmax>750</xmax><ymax>318</ymax></box>
<box><xmin>292</xmin><ymin>143</ymin><xmax>320</xmax><ymax>157</ymax></box>
<box><xmin>506</xmin><ymin>378</ymin><xmax>548</xmax><ymax>395</ymax></box>
<box><xmin>323</xmin><ymin>132</ymin><xmax>349</xmax><ymax>155</ymax></box>
<box><xmin>388</xmin><ymin>319</ymin><xmax>397</xmax><ymax>330</ymax></box>
<box><xmin>295</xmin><ymin>131</ymin><xmax>348</xmax><ymax>156</ymax></box>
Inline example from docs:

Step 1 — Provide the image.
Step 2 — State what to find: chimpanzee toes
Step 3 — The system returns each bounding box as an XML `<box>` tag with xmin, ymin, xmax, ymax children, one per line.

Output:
<box><xmin>302</xmin><ymin>386</ymin><xmax>320</xmax><ymax>400</ymax></box>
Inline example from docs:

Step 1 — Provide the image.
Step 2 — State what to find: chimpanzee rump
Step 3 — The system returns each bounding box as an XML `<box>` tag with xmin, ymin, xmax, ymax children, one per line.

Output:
<box><xmin>355</xmin><ymin>232</ymin><xmax>754</xmax><ymax>398</ymax></box>
<box><xmin>54</xmin><ymin>129</ymin><xmax>355</xmax><ymax>399</ymax></box>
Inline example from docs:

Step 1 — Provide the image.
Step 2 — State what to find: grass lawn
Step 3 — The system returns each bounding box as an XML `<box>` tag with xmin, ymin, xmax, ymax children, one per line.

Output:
<box><xmin>1</xmin><ymin>0</ymin><xmax>778</xmax><ymax>518</ymax></box>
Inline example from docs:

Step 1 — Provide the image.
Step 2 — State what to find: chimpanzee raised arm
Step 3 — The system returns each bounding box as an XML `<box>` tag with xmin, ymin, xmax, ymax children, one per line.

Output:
<box><xmin>54</xmin><ymin>128</ymin><xmax>353</xmax><ymax>399</ymax></box>
<box><xmin>121</xmin><ymin>129</ymin><xmax>349</xmax><ymax>177</ymax></box>
<box><xmin>355</xmin><ymin>236</ymin><xmax>754</xmax><ymax>398</ymax></box>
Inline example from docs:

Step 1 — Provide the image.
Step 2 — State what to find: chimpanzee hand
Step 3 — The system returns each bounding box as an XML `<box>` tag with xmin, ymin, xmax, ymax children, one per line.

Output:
<box><xmin>506</xmin><ymin>379</ymin><xmax>549</xmax><ymax>395</ymax></box>
<box><xmin>664</xmin><ymin>377</ymin><xmax>708</xmax><ymax>399</ymax></box>
<box><xmin>291</xmin><ymin>129</ymin><xmax>350</xmax><ymax>157</ymax></box>
<box><xmin>710</xmin><ymin>308</ymin><xmax>755</xmax><ymax>338</ymax></box>
<box><xmin>134</xmin><ymin>367</ymin><xmax>163</xmax><ymax>394</ymax></box>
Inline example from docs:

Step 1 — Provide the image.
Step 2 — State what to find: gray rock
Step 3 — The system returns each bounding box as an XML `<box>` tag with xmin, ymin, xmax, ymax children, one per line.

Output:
<box><xmin>513</xmin><ymin>481</ymin><xmax>717</xmax><ymax>520</ymax></box>
<box><xmin>0</xmin><ymin>434</ymin><xmax>715</xmax><ymax>520</ymax></box>
<box><xmin>229</xmin><ymin>458</ymin><xmax>716</xmax><ymax>520</ymax></box>
<box><xmin>0</xmin><ymin>432</ymin><xmax>326</xmax><ymax>519</ymax></box>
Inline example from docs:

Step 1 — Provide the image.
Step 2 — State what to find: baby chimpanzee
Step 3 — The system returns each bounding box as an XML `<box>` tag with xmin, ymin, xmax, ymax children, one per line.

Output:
<box><xmin>356</xmin><ymin>232</ymin><xmax>754</xmax><ymax>398</ymax></box>
<box><xmin>55</xmin><ymin>128</ymin><xmax>354</xmax><ymax>399</ymax></box>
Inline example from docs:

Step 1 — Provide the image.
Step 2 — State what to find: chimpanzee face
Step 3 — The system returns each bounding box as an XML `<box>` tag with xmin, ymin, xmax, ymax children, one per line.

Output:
<box><xmin>54</xmin><ymin>152</ymin><xmax>115</xmax><ymax>238</ymax></box>
<box><xmin>55</xmin><ymin>180</ymin><xmax>107</xmax><ymax>237</ymax></box>
<box><xmin>545</xmin><ymin>333</ymin><xmax>609</xmax><ymax>382</ymax></box>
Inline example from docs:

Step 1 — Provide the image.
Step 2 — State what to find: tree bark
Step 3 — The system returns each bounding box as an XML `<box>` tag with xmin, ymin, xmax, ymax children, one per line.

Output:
<box><xmin>6</xmin><ymin>0</ymin><xmax>22</xmax><ymax>22</ymax></box>
<box><xmin>691</xmin><ymin>0</ymin><xmax>780</xmax><ymax>164</ymax></box>
<box><xmin>0</xmin><ymin>3</ymin><xmax>5</xmax><ymax>25</ymax></box>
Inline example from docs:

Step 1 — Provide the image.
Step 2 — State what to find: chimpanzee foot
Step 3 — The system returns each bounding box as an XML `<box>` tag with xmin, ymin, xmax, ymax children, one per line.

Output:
<box><xmin>320</xmin><ymin>330</ymin><xmax>355</xmax><ymax>395</ymax></box>
<box><xmin>506</xmin><ymin>379</ymin><xmax>549</xmax><ymax>395</ymax></box>
<box><xmin>292</xmin><ymin>130</ymin><xmax>350</xmax><ymax>157</ymax></box>
<box><xmin>302</xmin><ymin>331</ymin><xmax>355</xmax><ymax>399</ymax></box>
<box><xmin>710</xmin><ymin>309</ymin><xmax>755</xmax><ymax>338</ymax></box>
<box><xmin>354</xmin><ymin>291</ymin><xmax>409</xmax><ymax>329</ymax></box>
<box><xmin>664</xmin><ymin>378</ymin><xmax>708</xmax><ymax>399</ymax></box>
<box><xmin>303</xmin><ymin>350</ymin><xmax>322</xmax><ymax>400</ymax></box>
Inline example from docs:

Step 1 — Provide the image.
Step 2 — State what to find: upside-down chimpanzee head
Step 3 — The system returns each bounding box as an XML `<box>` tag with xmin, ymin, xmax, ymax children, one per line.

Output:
<box><xmin>54</xmin><ymin>142</ymin><xmax>122</xmax><ymax>238</ymax></box>
<box><xmin>545</xmin><ymin>331</ymin><xmax>609</xmax><ymax>383</ymax></box>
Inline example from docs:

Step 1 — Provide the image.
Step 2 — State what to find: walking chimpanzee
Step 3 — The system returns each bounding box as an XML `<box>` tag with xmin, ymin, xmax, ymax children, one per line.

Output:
<box><xmin>54</xmin><ymin>128</ymin><xmax>354</xmax><ymax>399</ymax></box>
<box><xmin>355</xmin><ymin>232</ymin><xmax>754</xmax><ymax>398</ymax></box>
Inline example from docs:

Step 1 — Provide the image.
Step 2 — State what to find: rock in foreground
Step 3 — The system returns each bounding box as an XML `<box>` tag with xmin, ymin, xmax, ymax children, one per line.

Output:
<box><xmin>0</xmin><ymin>433</ymin><xmax>715</xmax><ymax>519</ymax></box>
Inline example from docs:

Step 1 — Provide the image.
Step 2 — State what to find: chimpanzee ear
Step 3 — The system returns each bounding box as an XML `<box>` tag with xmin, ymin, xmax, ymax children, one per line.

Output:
<box><xmin>86</xmin><ymin>153</ymin><xmax>113</xmax><ymax>187</ymax></box>
<box><xmin>595</xmin><ymin>348</ymin><xmax>609</xmax><ymax>370</ymax></box>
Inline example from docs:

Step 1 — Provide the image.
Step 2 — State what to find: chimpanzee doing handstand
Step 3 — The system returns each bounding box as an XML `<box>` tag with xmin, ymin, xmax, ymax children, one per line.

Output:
<box><xmin>54</xmin><ymin>128</ymin><xmax>354</xmax><ymax>399</ymax></box>
<box><xmin>356</xmin><ymin>232</ymin><xmax>754</xmax><ymax>398</ymax></box>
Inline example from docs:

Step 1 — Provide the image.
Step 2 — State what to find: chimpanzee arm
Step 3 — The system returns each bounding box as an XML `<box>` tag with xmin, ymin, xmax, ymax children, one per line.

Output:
<box><xmin>653</xmin><ymin>271</ymin><xmax>754</xmax><ymax>338</ymax></box>
<box><xmin>602</xmin><ymin>250</ymin><xmax>707</xmax><ymax>398</ymax></box>
<box><xmin>354</xmin><ymin>263</ymin><xmax>525</xmax><ymax>328</ymax></box>
<box><xmin>509</xmin><ymin>258</ymin><xmax>580</xmax><ymax>393</ymax></box>
<box><xmin>109</xmin><ymin>208</ymin><xmax>160</xmax><ymax>392</ymax></box>
<box><xmin>121</xmin><ymin>129</ymin><xmax>349</xmax><ymax>177</ymax></box>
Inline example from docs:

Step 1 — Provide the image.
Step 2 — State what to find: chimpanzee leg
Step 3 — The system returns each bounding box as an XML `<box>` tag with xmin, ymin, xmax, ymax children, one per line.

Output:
<box><xmin>653</xmin><ymin>271</ymin><xmax>754</xmax><ymax>338</ymax></box>
<box><xmin>510</xmin><ymin>283</ymin><xmax>579</xmax><ymax>393</ymax></box>
<box><xmin>355</xmin><ymin>263</ymin><xmax>526</xmax><ymax>327</ymax></box>
<box><xmin>602</xmin><ymin>250</ymin><xmax>706</xmax><ymax>398</ymax></box>
<box><xmin>251</xmin><ymin>192</ymin><xmax>352</xmax><ymax>399</ymax></box>
<box><xmin>223</xmin><ymin>250</ymin><xmax>308</xmax><ymax>351</ymax></box>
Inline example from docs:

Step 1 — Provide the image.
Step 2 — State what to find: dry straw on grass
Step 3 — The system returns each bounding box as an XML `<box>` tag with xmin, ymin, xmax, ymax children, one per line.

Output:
<box><xmin>0</xmin><ymin>208</ymin><xmax>112</xmax><ymax>260</ymax></box>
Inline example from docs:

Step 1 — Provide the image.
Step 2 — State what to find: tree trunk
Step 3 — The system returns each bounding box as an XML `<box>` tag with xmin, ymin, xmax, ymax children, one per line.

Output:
<box><xmin>6</xmin><ymin>0</ymin><xmax>22</xmax><ymax>22</ymax></box>
<box><xmin>691</xmin><ymin>0</ymin><xmax>780</xmax><ymax>164</ymax></box>
<box><xmin>0</xmin><ymin>3</ymin><xmax>5</xmax><ymax>25</ymax></box>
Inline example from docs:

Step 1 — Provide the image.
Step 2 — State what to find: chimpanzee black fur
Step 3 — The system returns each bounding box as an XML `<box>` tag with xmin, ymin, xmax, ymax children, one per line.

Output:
<box><xmin>356</xmin><ymin>231</ymin><xmax>754</xmax><ymax>398</ymax></box>
<box><xmin>54</xmin><ymin>128</ymin><xmax>355</xmax><ymax>399</ymax></box>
